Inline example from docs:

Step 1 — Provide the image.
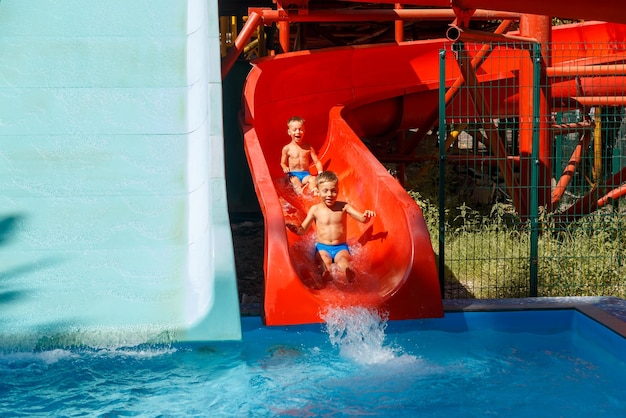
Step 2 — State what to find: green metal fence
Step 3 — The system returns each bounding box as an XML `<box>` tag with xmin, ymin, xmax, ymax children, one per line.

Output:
<box><xmin>432</xmin><ymin>40</ymin><xmax>626</xmax><ymax>300</ymax></box>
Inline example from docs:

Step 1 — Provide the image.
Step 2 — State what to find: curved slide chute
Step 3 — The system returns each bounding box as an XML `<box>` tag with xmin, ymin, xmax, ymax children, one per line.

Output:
<box><xmin>242</xmin><ymin>41</ymin><xmax>446</xmax><ymax>325</ymax></box>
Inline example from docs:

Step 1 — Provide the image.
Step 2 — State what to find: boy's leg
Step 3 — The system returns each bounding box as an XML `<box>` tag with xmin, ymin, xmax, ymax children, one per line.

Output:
<box><xmin>306</xmin><ymin>175</ymin><xmax>318</xmax><ymax>195</ymax></box>
<box><xmin>288</xmin><ymin>175</ymin><xmax>304</xmax><ymax>192</ymax></box>
<box><xmin>335</xmin><ymin>251</ymin><xmax>355</xmax><ymax>282</ymax></box>
<box><xmin>317</xmin><ymin>250</ymin><xmax>333</xmax><ymax>270</ymax></box>
<box><xmin>300</xmin><ymin>174</ymin><xmax>317</xmax><ymax>194</ymax></box>
<box><xmin>316</xmin><ymin>250</ymin><xmax>333</xmax><ymax>282</ymax></box>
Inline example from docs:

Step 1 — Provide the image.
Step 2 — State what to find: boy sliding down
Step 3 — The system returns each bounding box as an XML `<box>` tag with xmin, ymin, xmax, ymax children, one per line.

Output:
<box><xmin>280</xmin><ymin>116</ymin><xmax>324</xmax><ymax>194</ymax></box>
<box><xmin>286</xmin><ymin>171</ymin><xmax>376</xmax><ymax>282</ymax></box>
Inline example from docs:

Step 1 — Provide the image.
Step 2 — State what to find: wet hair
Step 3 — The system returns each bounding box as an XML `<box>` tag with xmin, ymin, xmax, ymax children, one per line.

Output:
<box><xmin>316</xmin><ymin>170</ymin><xmax>338</xmax><ymax>185</ymax></box>
<box><xmin>287</xmin><ymin>116</ymin><xmax>305</xmax><ymax>126</ymax></box>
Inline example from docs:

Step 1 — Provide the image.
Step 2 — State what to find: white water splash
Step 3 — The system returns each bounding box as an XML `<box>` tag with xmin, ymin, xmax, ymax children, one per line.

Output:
<box><xmin>321</xmin><ymin>306</ymin><xmax>416</xmax><ymax>365</ymax></box>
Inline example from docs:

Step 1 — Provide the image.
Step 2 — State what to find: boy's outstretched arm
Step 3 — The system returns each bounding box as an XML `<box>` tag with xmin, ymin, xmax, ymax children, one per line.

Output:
<box><xmin>285</xmin><ymin>222</ymin><xmax>303</xmax><ymax>234</ymax></box>
<box><xmin>310</xmin><ymin>147</ymin><xmax>323</xmax><ymax>174</ymax></box>
<box><xmin>286</xmin><ymin>206</ymin><xmax>317</xmax><ymax>235</ymax></box>
<box><xmin>280</xmin><ymin>147</ymin><xmax>290</xmax><ymax>174</ymax></box>
<box><xmin>345</xmin><ymin>204</ymin><xmax>376</xmax><ymax>223</ymax></box>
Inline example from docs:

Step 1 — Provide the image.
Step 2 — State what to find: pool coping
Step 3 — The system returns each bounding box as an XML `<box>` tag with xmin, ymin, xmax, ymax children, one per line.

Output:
<box><xmin>443</xmin><ymin>296</ymin><xmax>626</xmax><ymax>338</ymax></box>
<box><xmin>241</xmin><ymin>296</ymin><xmax>626</xmax><ymax>337</ymax></box>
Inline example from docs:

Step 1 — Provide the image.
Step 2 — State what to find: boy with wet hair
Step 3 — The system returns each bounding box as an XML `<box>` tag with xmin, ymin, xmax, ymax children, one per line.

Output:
<box><xmin>286</xmin><ymin>171</ymin><xmax>376</xmax><ymax>282</ymax></box>
<box><xmin>280</xmin><ymin>116</ymin><xmax>324</xmax><ymax>194</ymax></box>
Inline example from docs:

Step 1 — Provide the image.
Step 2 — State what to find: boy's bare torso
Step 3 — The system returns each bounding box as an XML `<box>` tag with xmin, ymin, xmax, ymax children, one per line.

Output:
<box><xmin>309</xmin><ymin>202</ymin><xmax>349</xmax><ymax>245</ymax></box>
<box><xmin>283</xmin><ymin>142</ymin><xmax>313</xmax><ymax>171</ymax></box>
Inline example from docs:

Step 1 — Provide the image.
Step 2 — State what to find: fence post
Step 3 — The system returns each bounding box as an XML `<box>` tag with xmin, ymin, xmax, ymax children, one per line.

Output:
<box><xmin>438</xmin><ymin>48</ymin><xmax>447</xmax><ymax>298</ymax></box>
<box><xmin>529</xmin><ymin>42</ymin><xmax>541</xmax><ymax>296</ymax></box>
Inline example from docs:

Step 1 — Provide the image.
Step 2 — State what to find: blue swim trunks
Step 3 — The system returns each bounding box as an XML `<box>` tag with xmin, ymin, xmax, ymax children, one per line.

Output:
<box><xmin>289</xmin><ymin>171</ymin><xmax>310</xmax><ymax>182</ymax></box>
<box><xmin>315</xmin><ymin>242</ymin><xmax>350</xmax><ymax>262</ymax></box>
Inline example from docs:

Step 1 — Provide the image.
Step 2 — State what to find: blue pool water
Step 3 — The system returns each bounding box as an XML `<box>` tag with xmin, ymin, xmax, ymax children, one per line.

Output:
<box><xmin>1</xmin><ymin>307</ymin><xmax>625</xmax><ymax>417</ymax></box>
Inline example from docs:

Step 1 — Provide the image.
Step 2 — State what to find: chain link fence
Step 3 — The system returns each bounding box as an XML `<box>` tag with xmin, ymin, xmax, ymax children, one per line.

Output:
<box><xmin>426</xmin><ymin>40</ymin><xmax>626</xmax><ymax>299</ymax></box>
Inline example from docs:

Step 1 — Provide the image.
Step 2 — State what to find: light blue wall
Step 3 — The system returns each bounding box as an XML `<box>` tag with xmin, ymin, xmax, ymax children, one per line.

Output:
<box><xmin>0</xmin><ymin>0</ymin><xmax>241</xmax><ymax>349</ymax></box>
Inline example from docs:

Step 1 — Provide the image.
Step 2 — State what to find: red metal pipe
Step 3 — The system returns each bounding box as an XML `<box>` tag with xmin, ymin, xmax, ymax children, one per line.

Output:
<box><xmin>345</xmin><ymin>0</ymin><xmax>452</xmax><ymax>5</ymax></box>
<box><xmin>572</xmin><ymin>96</ymin><xmax>626</xmax><ymax>106</ymax></box>
<box><xmin>553</xmin><ymin>165</ymin><xmax>626</xmax><ymax>223</ymax></box>
<box><xmin>547</xmin><ymin>65</ymin><xmax>626</xmax><ymax>77</ymax></box>
<box><xmin>279</xmin><ymin>21</ymin><xmax>290</xmax><ymax>53</ymax></box>
<box><xmin>451</xmin><ymin>0</ymin><xmax>626</xmax><ymax>25</ymax></box>
<box><xmin>551</xmin><ymin>121</ymin><xmax>592</xmax><ymax>133</ymax></box>
<box><xmin>252</xmin><ymin>8</ymin><xmax>521</xmax><ymax>23</ymax></box>
<box><xmin>344</xmin><ymin>0</ymin><xmax>626</xmax><ymax>24</ymax></box>
<box><xmin>221</xmin><ymin>11</ymin><xmax>263</xmax><ymax>80</ymax></box>
<box><xmin>551</xmin><ymin>77</ymin><xmax>626</xmax><ymax>99</ymax></box>
<box><xmin>501</xmin><ymin>76</ymin><xmax>626</xmax><ymax>114</ymax></box>
<box><xmin>551</xmin><ymin>133</ymin><xmax>591</xmax><ymax>205</ymax></box>
<box><xmin>598</xmin><ymin>184</ymin><xmax>626</xmax><ymax>207</ymax></box>
<box><xmin>446</xmin><ymin>25</ymin><xmax>537</xmax><ymax>47</ymax></box>
<box><xmin>395</xmin><ymin>3</ymin><xmax>404</xmax><ymax>43</ymax></box>
<box><xmin>343</xmin><ymin>0</ymin><xmax>626</xmax><ymax>23</ymax></box>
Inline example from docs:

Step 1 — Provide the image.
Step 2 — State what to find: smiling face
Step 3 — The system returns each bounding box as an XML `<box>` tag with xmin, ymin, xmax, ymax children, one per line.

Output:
<box><xmin>287</xmin><ymin>120</ymin><xmax>305</xmax><ymax>144</ymax></box>
<box><xmin>317</xmin><ymin>180</ymin><xmax>338</xmax><ymax>207</ymax></box>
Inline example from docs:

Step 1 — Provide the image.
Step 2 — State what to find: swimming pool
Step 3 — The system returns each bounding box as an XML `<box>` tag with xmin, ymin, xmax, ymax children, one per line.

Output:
<box><xmin>1</xmin><ymin>300</ymin><xmax>626</xmax><ymax>417</ymax></box>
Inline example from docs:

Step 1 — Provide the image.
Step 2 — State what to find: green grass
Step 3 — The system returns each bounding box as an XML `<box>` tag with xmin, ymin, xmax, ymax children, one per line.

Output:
<box><xmin>409</xmin><ymin>190</ymin><xmax>626</xmax><ymax>299</ymax></box>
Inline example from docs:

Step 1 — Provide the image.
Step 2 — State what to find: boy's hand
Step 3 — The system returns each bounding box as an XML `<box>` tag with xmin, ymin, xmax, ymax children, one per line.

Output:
<box><xmin>363</xmin><ymin>210</ymin><xmax>376</xmax><ymax>220</ymax></box>
<box><xmin>286</xmin><ymin>223</ymin><xmax>302</xmax><ymax>234</ymax></box>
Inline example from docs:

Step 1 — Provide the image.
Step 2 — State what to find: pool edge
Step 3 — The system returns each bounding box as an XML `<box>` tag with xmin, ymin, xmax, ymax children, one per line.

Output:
<box><xmin>243</xmin><ymin>296</ymin><xmax>626</xmax><ymax>337</ymax></box>
<box><xmin>443</xmin><ymin>296</ymin><xmax>626</xmax><ymax>338</ymax></box>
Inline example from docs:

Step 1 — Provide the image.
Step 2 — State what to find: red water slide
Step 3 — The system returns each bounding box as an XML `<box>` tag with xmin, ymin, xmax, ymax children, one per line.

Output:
<box><xmin>240</xmin><ymin>16</ymin><xmax>626</xmax><ymax>325</ymax></box>
<box><xmin>241</xmin><ymin>40</ymin><xmax>446</xmax><ymax>325</ymax></box>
